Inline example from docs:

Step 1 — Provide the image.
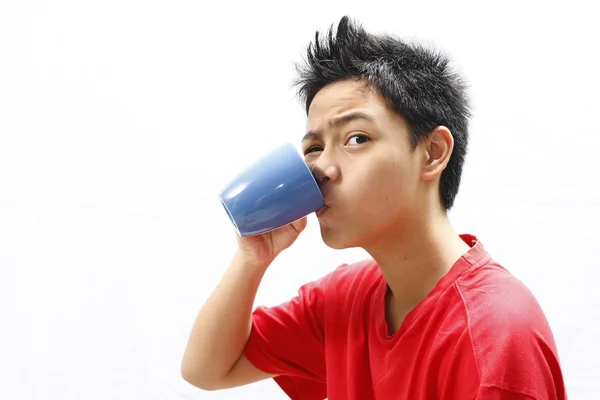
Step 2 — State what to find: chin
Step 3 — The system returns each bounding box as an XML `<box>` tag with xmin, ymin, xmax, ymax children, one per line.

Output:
<box><xmin>322</xmin><ymin>238</ymin><xmax>348</xmax><ymax>250</ymax></box>
<box><xmin>319</xmin><ymin>225</ymin><xmax>360</xmax><ymax>250</ymax></box>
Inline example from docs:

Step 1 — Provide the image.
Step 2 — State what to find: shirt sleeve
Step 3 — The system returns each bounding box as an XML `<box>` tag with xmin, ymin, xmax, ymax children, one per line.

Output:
<box><xmin>243</xmin><ymin>270</ymin><xmax>336</xmax><ymax>400</ymax></box>
<box><xmin>475</xmin><ymin>386</ymin><xmax>537</xmax><ymax>399</ymax></box>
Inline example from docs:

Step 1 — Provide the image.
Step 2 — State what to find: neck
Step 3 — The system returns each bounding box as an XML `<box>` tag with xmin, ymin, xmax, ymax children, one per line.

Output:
<box><xmin>362</xmin><ymin>207</ymin><xmax>470</xmax><ymax>330</ymax></box>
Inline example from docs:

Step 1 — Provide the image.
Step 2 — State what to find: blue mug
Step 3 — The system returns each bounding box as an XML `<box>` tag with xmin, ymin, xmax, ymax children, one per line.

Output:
<box><xmin>219</xmin><ymin>142</ymin><xmax>324</xmax><ymax>237</ymax></box>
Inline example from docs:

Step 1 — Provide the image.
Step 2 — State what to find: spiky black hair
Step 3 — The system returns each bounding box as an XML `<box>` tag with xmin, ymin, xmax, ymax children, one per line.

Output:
<box><xmin>295</xmin><ymin>16</ymin><xmax>471</xmax><ymax>210</ymax></box>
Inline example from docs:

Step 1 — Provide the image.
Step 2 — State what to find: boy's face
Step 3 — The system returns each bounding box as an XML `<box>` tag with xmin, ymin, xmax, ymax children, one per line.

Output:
<box><xmin>303</xmin><ymin>79</ymin><xmax>429</xmax><ymax>249</ymax></box>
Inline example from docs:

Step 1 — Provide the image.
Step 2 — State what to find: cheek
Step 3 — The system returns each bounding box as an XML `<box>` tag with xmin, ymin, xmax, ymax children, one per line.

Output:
<box><xmin>347</xmin><ymin>164</ymin><xmax>406</xmax><ymax>208</ymax></box>
<box><xmin>371</xmin><ymin>160</ymin><xmax>410</xmax><ymax>192</ymax></box>
<box><xmin>365</xmin><ymin>162</ymin><xmax>419</xmax><ymax>213</ymax></box>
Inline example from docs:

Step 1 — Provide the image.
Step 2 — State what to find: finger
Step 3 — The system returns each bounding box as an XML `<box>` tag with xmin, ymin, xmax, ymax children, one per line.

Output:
<box><xmin>290</xmin><ymin>216</ymin><xmax>308</xmax><ymax>233</ymax></box>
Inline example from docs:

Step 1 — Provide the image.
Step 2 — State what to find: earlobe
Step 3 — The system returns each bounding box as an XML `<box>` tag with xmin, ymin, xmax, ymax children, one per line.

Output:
<box><xmin>421</xmin><ymin>126</ymin><xmax>454</xmax><ymax>181</ymax></box>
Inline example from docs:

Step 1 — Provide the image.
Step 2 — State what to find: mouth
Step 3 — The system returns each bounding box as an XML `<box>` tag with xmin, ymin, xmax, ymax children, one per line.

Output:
<box><xmin>316</xmin><ymin>205</ymin><xmax>329</xmax><ymax>218</ymax></box>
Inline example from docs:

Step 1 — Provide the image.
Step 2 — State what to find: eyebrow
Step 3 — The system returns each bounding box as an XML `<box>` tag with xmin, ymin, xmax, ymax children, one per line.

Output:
<box><xmin>301</xmin><ymin>111</ymin><xmax>376</xmax><ymax>143</ymax></box>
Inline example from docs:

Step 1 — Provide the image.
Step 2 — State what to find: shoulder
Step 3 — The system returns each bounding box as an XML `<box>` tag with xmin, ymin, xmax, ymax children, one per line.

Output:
<box><xmin>324</xmin><ymin>258</ymin><xmax>382</xmax><ymax>294</ymax></box>
<box><xmin>454</xmin><ymin>260</ymin><xmax>564</xmax><ymax>396</ymax></box>
<box><xmin>329</xmin><ymin>258</ymin><xmax>380</xmax><ymax>280</ymax></box>
<box><xmin>456</xmin><ymin>261</ymin><xmax>555</xmax><ymax>344</ymax></box>
<box><xmin>290</xmin><ymin>258</ymin><xmax>380</xmax><ymax>307</ymax></box>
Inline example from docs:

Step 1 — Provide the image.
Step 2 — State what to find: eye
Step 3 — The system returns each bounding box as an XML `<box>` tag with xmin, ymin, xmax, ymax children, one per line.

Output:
<box><xmin>346</xmin><ymin>134</ymin><xmax>370</xmax><ymax>146</ymax></box>
<box><xmin>304</xmin><ymin>145</ymin><xmax>323</xmax><ymax>155</ymax></box>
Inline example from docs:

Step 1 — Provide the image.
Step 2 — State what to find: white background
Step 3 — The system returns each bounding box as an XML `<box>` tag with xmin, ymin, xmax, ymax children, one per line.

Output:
<box><xmin>1</xmin><ymin>0</ymin><xmax>598</xmax><ymax>398</ymax></box>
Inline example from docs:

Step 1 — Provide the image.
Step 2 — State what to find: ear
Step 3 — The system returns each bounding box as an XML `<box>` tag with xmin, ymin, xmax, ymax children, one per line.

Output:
<box><xmin>421</xmin><ymin>126</ymin><xmax>454</xmax><ymax>182</ymax></box>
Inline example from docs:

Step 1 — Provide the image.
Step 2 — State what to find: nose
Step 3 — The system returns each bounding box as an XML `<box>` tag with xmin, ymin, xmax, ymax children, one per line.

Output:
<box><xmin>310</xmin><ymin>160</ymin><xmax>340</xmax><ymax>187</ymax></box>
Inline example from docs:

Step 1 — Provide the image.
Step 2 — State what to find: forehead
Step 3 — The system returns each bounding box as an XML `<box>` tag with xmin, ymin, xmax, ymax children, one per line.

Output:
<box><xmin>307</xmin><ymin>80</ymin><xmax>388</xmax><ymax>126</ymax></box>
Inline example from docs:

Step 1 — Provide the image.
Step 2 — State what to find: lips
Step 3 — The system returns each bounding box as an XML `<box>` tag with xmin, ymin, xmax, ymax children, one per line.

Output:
<box><xmin>316</xmin><ymin>205</ymin><xmax>329</xmax><ymax>217</ymax></box>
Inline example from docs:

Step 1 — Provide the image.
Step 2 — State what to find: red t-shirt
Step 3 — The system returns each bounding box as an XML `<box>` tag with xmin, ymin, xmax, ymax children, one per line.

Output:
<box><xmin>244</xmin><ymin>235</ymin><xmax>567</xmax><ymax>399</ymax></box>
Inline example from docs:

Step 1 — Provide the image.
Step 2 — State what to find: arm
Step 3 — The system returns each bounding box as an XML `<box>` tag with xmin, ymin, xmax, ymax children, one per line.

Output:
<box><xmin>181</xmin><ymin>250</ymin><xmax>274</xmax><ymax>390</ymax></box>
<box><xmin>181</xmin><ymin>217</ymin><xmax>308</xmax><ymax>390</ymax></box>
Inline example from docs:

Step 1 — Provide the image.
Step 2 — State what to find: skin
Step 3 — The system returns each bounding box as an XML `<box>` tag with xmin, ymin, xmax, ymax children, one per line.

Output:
<box><xmin>303</xmin><ymin>79</ymin><xmax>470</xmax><ymax>332</ymax></box>
<box><xmin>181</xmin><ymin>78</ymin><xmax>470</xmax><ymax>390</ymax></box>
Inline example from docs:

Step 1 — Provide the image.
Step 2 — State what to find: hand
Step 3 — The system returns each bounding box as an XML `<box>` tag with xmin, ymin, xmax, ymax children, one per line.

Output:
<box><xmin>236</xmin><ymin>217</ymin><xmax>308</xmax><ymax>267</ymax></box>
